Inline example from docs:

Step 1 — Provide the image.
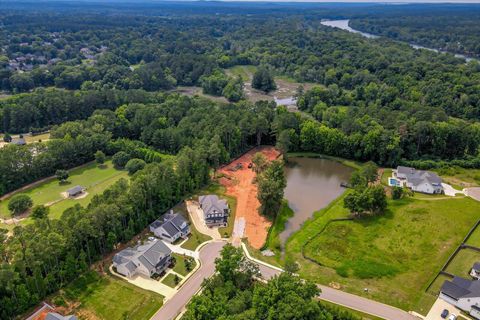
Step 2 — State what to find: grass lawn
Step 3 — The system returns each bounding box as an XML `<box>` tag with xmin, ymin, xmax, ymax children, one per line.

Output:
<box><xmin>285</xmin><ymin>193</ymin><xmax>480</xmax><ymax>314</ymax></box>
<box><xmin>59</xmin><ymin>271</ymin><xmax>163</xmax><ymax>320</ymax></box>
<box><xmin>172</xmin><ymin>253</ymin><xmax>197</xmax><ymax>276</ymax></box>
<box><xmin>0</xmin><ymin>161</ymin><xmax>129</xmax><ymax>221</ymax></box>
<box><xmin>319</xmin><ymin>301</ymin><xmax>385</xmax><ymax>320</ymax></box>
<box><xmin>466</xmin><ymin>227</ymin><xmax>480</xmax><ymax>247</ymax></box>
<box><xmin>381</xmin><ymin>169</ymin><xmax>393</xmax><ymax>186</ymax></box>
<box><xmin>445</xmin><ymin>248</ymin><xmax>480</xmax><ymax>278</ymax></box>
<box><xmin>161</xmin><ymin>273</ymin><xmax>180</xmax><ymax>288</ymax></box>
<box><xmin>262</xmin><ymin>200</ymin><xmax>294</xmax><ymax>254</ymax></box>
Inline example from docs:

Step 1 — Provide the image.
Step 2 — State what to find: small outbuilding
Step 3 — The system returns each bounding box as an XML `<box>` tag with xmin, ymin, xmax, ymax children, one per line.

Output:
<box><xmin>66</xmin><ymin>185</ymin><xmax>85</xmax><ymax>198</ymax></box>
<box><xmin>10</xmin><ymin>137</ymin><xmax>26</xmax><ymax>146</ymax></box>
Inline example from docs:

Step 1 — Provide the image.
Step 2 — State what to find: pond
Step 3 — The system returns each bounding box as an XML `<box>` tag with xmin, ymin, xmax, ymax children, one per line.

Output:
<box><xmin>280</xmin><ymin>157</ymin><xmax>353</xmax><ymax>245</ymax></box>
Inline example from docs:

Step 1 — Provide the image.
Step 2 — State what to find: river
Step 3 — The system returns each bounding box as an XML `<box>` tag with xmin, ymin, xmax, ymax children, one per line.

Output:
<box><xmin>321</xmin><ymin>19</ymin><xmax>475</xmax><ymax>62</ymax></box>
<box><xmin>280</xmin><ymin>157</ymin><xmax>353</xmax><ymax>245</ymax></box>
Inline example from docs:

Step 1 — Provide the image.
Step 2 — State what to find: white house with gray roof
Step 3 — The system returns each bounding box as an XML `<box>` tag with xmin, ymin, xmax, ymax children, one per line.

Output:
<box><xmin>150</xmin><ymin>211</ymin><xmax>190</xmax><ymax>243</ymax></box>
<box><xmin>199</xmin><ymin>195</ymin><xmax>229</xmax><ymax>227</ymax></box>
<box><xmin>113</xmin><ymin>239</ymin><xmax>172</xmax><ymax>278</ymax></box>
<box><xmin>440</xmin><ymin>276</ymin><xmax>480</xmax><ymax>319</ymax></box>
<box><xmin>393</xmin><ymin>166</ymin><xmax>443</xmax><ymax>194</ymax></box>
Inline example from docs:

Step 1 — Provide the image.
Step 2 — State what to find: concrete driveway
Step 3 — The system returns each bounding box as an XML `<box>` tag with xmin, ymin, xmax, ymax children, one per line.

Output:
<box><xmin>186</xmin><ymin>200</ymin><xmax>221</xmax><ymax>239</ymax></box>
<box><xmin>425</xmin><ymin>298</ymin><xmax>469</xmax><ymax>320</ymax></box>
<box><xmin>110</xmin><ymin>266</ymin><xmax>176</xmax><ymax>299</ymax></box>
<box><xmin>442</xmin><ymin>183</ymin><xmax>464</xmax><ymax>197</ymax></box>
<box><xmin>465</xmin><ymin>187</ymin><xmax>480</xmax><ymax>202</ymax></box>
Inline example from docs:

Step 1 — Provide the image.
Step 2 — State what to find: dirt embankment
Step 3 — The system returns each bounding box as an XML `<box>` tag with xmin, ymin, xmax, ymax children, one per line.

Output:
<box><xmin>218</xmin><ymin>146</ymin><xmax>280</xmax><ymax>249</ymax></box>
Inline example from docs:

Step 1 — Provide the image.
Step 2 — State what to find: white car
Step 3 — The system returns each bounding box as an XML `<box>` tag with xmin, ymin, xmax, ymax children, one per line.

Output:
<box><xmin>448</xmin><ymin>314</ymin><xmax>456</xmax><ymax>320</ymax></box>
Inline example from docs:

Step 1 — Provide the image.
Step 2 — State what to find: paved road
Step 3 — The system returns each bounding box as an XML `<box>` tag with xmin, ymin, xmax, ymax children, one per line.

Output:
<box><xmin>151</xmin><ymin>241</ymin><xmax>225</xmax><ymax>320</ymax></box>
<box><xmin>318</xmin><ymin>285</ymin><xmax>416</xmax><ymax>320</ymax></box>
<box><xmin>151</xmin><ymin>240</ymin><xmax>416</xmax><ymax>320</ymax></box>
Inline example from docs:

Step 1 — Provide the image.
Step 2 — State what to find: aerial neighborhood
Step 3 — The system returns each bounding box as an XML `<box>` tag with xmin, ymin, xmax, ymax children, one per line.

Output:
<box><xmin>5</xmin><ymin>2</ymin><xmax>480</xmax><ymax>320</ymax></box>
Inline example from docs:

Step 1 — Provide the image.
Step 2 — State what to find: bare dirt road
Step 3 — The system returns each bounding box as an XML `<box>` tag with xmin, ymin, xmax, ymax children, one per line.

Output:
<box><xmin>218</xmin><ymin>146</ymin><xmax>280</xmax><ymax>249</ymax></box>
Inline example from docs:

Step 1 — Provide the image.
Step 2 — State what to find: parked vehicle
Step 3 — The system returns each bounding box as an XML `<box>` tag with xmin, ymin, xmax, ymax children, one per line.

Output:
<box><xmin>441</xmin><ymin>309</ymin><xmax>449</xmax><ymax>319</ymax></box>
<box><xmin>448</xmin><ymin>314</ymin><xmax>456</xmax><ymax>320</ymax></box>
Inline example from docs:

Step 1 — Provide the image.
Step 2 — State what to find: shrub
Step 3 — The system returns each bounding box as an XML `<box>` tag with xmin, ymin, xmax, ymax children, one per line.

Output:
<box><xmin>125</xmin><ymin>158</ymin><xmax>146</xmax><ymax>175</ymax></box>
<box><xmin>112</xmin><ymin>151</ymin><xmax>131</xmax><ymax>169</ymax></box>
<box><xmin>8</xmin><ymin>194</ymin><xmax>33</xmax><ymax>216</ymax></box>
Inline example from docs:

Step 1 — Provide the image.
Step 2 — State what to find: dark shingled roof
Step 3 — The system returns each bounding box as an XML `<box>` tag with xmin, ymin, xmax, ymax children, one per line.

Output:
<box><xmin>473</xmin><ymin>262</ymin><xmax>480</xmax><ymax>271</ymax></box>
<box><xmin>150</xmin><ymin>212</ymin><xmax>188</xmax><ymax>237</ymax></box>
<box><xmin>67</xmin><ymin>185</ymin><xmax>84</xmax><ymax>196</ymax></box>
<box><xmin>441</xmin><ymin>276</ymin><xmax>480</xmax><ymax>300</ymax></box>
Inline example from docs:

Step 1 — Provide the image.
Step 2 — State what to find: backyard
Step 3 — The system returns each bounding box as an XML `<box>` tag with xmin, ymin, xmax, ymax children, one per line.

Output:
<box><xmin>284</xmin><ymin>193</ymin><xmax>480</xmax><ymax>314</ymax></box>
<box><xmin>0</xmin><ymin>161</ymin><xmax>129</xmax><ymax>224</ymax></box>
<box><xmin>54</xmin><ymin>271</ymin><xmax>163</xmax><ymax>320</ymax></box>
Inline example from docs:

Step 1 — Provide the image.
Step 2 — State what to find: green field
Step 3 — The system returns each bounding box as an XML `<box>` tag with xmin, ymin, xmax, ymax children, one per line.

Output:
<box><xmin>0</xmin><ymin>161</ymin><xmax>129</xmax><ymax>221</ymax></box>
<box><xmin>60</xmin><ymin>271</ymin><xmax>163</xmax><ymax>320</ymax></box>
<box><xmin>172</xmin><ymin>253</ymin><xmax>197</xmax><ymax>276</ymax></box>
<box><xmin>285</xmin><ymin>193</ymin><xmax>480</xmax><ymax>314</ymax></box>
<box><xmin>445</xmin><ymin>248</ymin><xmax>480</xmax><ymax>278</ymax></box>
<box><xmin>161</xmin><ymin>273</ymin><xmax>179</xmax><ymax>288</ymax></box>
<box><xmin>225</xmin><ymin>65</ymin><xmax>258</xmax><ymax>81</ymax></box>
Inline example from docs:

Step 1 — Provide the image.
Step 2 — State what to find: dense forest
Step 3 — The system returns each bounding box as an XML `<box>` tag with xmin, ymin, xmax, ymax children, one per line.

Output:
<box><xmin>351</xmin><ymin>7</ymin><xmax>480</xmax><ymax>58</ymax></box>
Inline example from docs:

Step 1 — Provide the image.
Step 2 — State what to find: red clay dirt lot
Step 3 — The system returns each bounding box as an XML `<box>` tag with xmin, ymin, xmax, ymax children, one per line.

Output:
<box><xmin>218</xmin><ymin>146</ymin><xmax>280</xmax><ymax>249</ymax></box>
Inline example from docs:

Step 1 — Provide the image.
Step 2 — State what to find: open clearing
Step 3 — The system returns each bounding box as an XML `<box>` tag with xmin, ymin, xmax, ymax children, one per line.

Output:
<box><xmin>0</xmin><ymin>161</ymin><xmax>129</xmax><ymax>223</ymax></box>
<box><xmin>218</xmin><ymin>146</ymin><xmax>280</xmax><ymax>249</ymax></box>
<box><xmin>54</xmin><ymin>271</ymin><xmax>163</xmax><ymax>320</ymax></box>
<box><xmin>225</xmin><ymin>65</ymin><xmax>317</xmax><ymax>103</ymax></box>
<box><xmin>285</xmin><ymin>193</ymin><xmax>480</xmax><ymax>314</ymax></box>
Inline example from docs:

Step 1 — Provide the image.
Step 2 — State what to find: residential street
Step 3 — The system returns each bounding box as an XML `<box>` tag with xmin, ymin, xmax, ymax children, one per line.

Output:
<box><xmin>150</xmin><ymin>241</ymin><xmax>225</xmax><ymax>320</ymax></box>
<box><xmin>318</xmin><ymin>285</ymin><xmax>417</xmax><ymax>320</ymax></box>
<box><xmin>150</xmin><ymin>239</ymin><xmax>417</xmax><ymax>320</ymax></box>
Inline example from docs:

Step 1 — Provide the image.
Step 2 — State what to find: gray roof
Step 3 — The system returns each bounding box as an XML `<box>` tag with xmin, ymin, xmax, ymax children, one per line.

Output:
<box><xmin>441</xmin><ymin>276</ymin><xmax>480</xmax><ymax>300</ymax></box>
<box><xmin>397</xmin><ymin>166</ymin><xmax>442</xmax><ymax>187</ymax></box>
<box><xmin>11</xmin><ymin>138</ymin><xmax>26</xmax><ymax>145</ymax></box>
<box><xmin>113</xmin><ymin>239</ymin><xmax>172</xmax><ymax>274</ymax></box>
<box><xmin>199</xmin><ymin>195</ymin><xmax>229</xmax><ymax>217</ymax></box>
<box><xmin>67</xmin><ymin>185</ymin><xmax>84</xmax><ymax>196</ymax></box>
<box><xmin>150</xmin><ymin>212</ymin><xmax>188</xmax><ymax>237</ymax></box>
<box><xmin>45</xmin><ymin>313</ymin><xmax>77</xmax><ymax>320</ymax></box>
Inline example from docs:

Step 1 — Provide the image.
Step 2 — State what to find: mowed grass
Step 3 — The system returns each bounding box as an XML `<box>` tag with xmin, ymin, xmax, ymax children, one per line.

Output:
<box><xmin>445</xmin><ymin>248</ymin><xmax>480</xmax><ymax>278</ymax></box>
<box><xmin>161</xmin><ymin>273</ymin><xmax>179</xmax><ymax>288</ymax></box>
<box><xmin>61</xmin><ymin>271</ymin><xmax>163</xmax><ymax>320</ymax></box>
<box><xmin>285</xmin><ymin>193</ymin><xmax>480</xmax><ymax>314</ymax></box>
<box><xmin>172</xmin><ymin>253</ymin><xmax>197</xmax><ymax>276</ymax></box>
<box><xmin>0</xmin><ymin>161</ymin><xmax>129</xmax><ymax>220</ymax></box>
